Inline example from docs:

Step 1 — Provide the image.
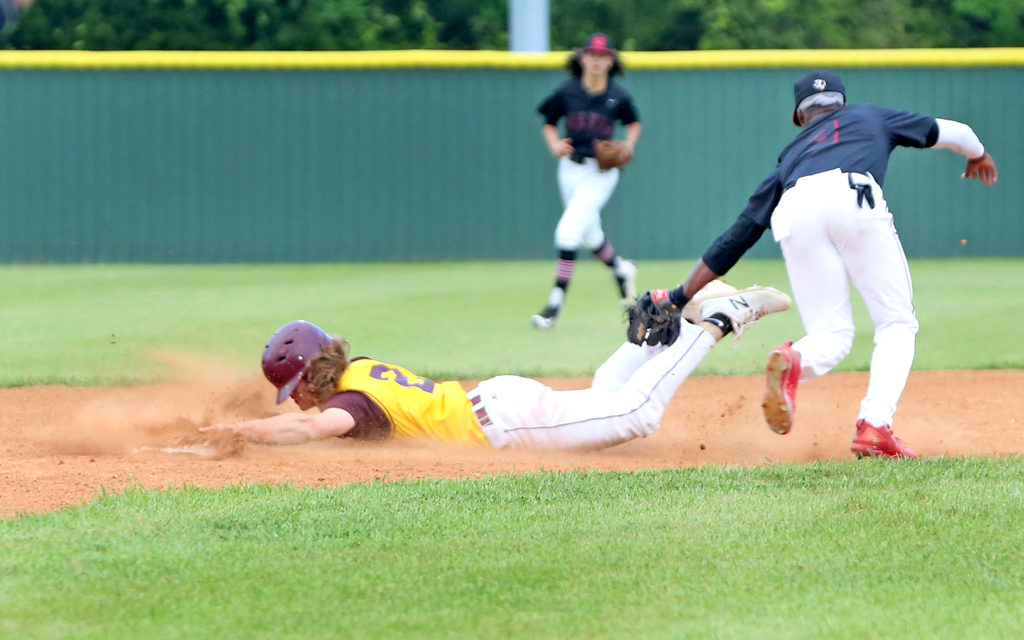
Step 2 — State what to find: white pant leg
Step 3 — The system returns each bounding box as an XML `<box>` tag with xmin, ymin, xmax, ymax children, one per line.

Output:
<box><xmin>472</xmin><ymin>322</ymin><xmax>714</xmax><ymax>451</ymax></box>
<box><xmin>554</xmin><ymin>156</ymin><xmax>619</xmax><ymax>250</ymax></box>
<box><xmin>773</xmin><ymin>170</ymin><xmax>917</xmax><ymax>426</ymax></box>
<box><xmin>774</xmin><ymin>170</ymin><xmax>856</xmax><ymax>380</ymax></box>
<box><xmin>591</xmin><ymin>341</ymin><xmax>668</xmax><ymax>393</ymax></box>
<box><xmin>829</xmin><ymin>184</ymin><xmax>918</xmax><ymax>426</ymax></box>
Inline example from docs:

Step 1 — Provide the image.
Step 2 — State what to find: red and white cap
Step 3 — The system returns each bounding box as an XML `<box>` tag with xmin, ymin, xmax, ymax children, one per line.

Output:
<box><xmin>582</xmin><ymin>33</ymin><xmax>616</xmax><ymax>55</ymax></box>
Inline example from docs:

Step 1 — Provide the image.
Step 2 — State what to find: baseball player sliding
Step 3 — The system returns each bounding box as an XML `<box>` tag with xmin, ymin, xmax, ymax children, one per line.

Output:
<box><xmin>531</xmin><ymin>33</ymin><xmax>642</xmax><ymax>330</ymax></box>
<box><xmin>629</xmin><ymin>69</ymin><xmax>998</xmax><ymax>459</ymax></box>
<box><xmin>200</xmin><ymin>283</ymin><xmax>790</xmax><ymax>452</ymax></box>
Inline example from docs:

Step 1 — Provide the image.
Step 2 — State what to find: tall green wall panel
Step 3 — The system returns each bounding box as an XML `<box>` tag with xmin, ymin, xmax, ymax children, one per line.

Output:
<box><xmin>1</xmin><ymin>66</ymin><xmax>1019</xmax><ymax>262</ymax></box>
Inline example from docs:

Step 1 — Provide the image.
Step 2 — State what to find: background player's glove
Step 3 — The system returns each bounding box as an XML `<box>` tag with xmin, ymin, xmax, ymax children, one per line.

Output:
<box><xmin>627</xmin><ymin>289</ymin><xmax>681</xmax><ymax>346</ymax></box>
<box><xmin>595</xmin><ymin>139</ymin><xmax>633</xmax><ymax>171</ymax></box>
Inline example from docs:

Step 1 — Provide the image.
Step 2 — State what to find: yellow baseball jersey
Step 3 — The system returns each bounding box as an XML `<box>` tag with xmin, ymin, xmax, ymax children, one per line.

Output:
<box><xmin>336</xmin><ymin>358</ymin><xmax>489</xmax><ymax>447</ymax></box>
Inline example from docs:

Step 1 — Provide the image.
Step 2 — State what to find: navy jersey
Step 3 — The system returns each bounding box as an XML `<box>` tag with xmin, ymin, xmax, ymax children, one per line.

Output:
<box><xmin>701</xmin><ymin>103</ymin><xmax>939</xmax><ymax>275</ymax></box>
<box><xmin>537</xmin><ymin>79</ymin><xmax>639</xmax><ymax>157</ymax></box>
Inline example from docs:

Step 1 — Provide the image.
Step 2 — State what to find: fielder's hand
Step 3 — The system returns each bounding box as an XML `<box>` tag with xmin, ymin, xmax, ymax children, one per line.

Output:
<box><xmin>964</xmin><ymin>151</ymin><xmax>997</xmax><ymax>186</ymax></box>
<box><xmin>626</xmin><ymin>289</ymin><xmax>681</xmax><ymax>346</ymax></box>
<box><xmin>550</xmin><ymin>137</ymin><xmax>575</xmax><ymax>157</ymax></box>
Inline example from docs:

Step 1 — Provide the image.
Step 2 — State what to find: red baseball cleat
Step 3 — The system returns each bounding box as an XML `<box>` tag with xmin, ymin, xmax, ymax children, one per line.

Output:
<box><xmin>850</xmin><ymin>419</ymin><xmax>919</xmax><ymax>460</ymax></box>
<box><xmin>762</xmin><ymin>341</ymin><xmax>800</xmax><ymax>434</ymax></box>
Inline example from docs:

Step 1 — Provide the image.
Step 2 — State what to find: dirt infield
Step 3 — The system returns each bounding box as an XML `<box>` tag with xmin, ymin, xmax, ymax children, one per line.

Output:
<box><xmin>2</xmin><ymin>369</ymin><xmax>1022</xmax><ymax>516</ymax></box>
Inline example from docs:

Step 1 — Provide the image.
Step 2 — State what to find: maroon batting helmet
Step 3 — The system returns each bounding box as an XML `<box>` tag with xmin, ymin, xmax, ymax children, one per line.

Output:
<box><xmin>261</xmin><ymin>320</ymin><xmax>333</xmax><ymax>404</ymax></box>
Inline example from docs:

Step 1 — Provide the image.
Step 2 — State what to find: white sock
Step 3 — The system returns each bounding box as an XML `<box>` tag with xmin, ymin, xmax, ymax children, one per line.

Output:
<box><xmin>547</xmin><ymin>288</ymin><xmax>566</xmax><ymax>307</ymax></box>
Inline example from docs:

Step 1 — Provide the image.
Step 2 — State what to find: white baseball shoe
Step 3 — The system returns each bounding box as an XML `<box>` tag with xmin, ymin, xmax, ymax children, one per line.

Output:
<box><xmin>614</xmin><ymin>259</ymin><xmax>638</xmax><ymax>306</ymax></box>
<box><xmin>681</xmin><ymin>279</ymin><xmax>739</xmax><ymax>325</ymax></box>
<box><xmin>531</xmin><ymin>305</ymin><xmax>560</xmax><ymax>330</ymax></box>
<box><xmin>698</xmin><ymin>286</ymin><xmax>792</xmax><ymax>337</ymax></box>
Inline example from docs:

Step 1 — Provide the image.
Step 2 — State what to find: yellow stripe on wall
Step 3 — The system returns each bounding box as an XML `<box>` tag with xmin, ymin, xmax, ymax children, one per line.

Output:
<box><xmin>1</xmin><ymin>48</ymin><xmax>1024</xmax><ymax>70</ymax></box>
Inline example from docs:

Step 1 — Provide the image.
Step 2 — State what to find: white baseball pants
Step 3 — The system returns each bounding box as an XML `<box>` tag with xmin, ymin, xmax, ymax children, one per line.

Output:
<box><xmin>553</xmin><ymin>155</ymin><xmax>620</xmax><ymax>250</ymax></box>
<box><xmin>468</xmin><ymin>321</ymin><xmax>716</xmax><ymax>450</ymax></box>
<box><xmin>771</xmin><ymin>168</ymin><xmax>919</xmax><ymax>427</ymax></box>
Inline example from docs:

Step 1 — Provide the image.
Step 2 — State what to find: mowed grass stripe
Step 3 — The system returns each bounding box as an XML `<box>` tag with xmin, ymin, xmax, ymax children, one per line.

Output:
<box><xmin>2</xmin><ymin>458</ymin><xmax>1023</xmax><ymax>639</ymax></box>
<box><xmin>2</xmin><ymin>258</ymin><xmax>1023</xmax><ymax>386</ymax></box>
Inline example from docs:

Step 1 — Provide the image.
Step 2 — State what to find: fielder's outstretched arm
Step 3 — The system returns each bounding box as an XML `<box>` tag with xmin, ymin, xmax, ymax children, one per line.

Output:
<box><xmin>932</xmin><ymin>118</ymin><xmax>998</xmax><ymax>186</ymax></box>
<box><xmin>676</xmin><ymin>259</ymin><xmax>721</xmax><ymax>304</ymax></box>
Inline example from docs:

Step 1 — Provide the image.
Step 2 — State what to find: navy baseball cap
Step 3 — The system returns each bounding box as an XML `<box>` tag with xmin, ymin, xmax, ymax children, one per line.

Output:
<box><xmin>792</xmin><ymin>70</ymin><xmax>845</xmax><ymax>125</ymax></box>
<box><xmin>582</xmin><ymin>33</ymin><xmax>616</xmax><ymax>55</ymax></box>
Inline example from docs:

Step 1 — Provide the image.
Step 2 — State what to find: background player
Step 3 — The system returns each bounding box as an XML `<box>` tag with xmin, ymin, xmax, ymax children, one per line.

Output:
<box><xmin>531</xmin><ymin>32</ymin><xmax>642</xmax><ymax>330</ymax></box>
<box><xmin>202</xmin><ymin>284</ymin><xmax>791</xmax><ymax>451</ymax></box>
<box><xmin>632</xmin><ymin>69</ymin><xmax>998</xmax><ymax>459</ymax></box>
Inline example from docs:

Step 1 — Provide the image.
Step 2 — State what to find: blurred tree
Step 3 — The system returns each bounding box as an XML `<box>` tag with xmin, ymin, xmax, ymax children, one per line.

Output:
<box><xmin>698</xmin><ymin>0</ymin><xmax>1024</xmax><ymax>49</ymax></box>
<box><xmin>420</xmin><ymin>0</ymin><xmax>507</xmax><ymax>49</ymax></box>
<box><xmin>550</xmin><ymin>0</ymin><xmax>704</xmax><ymax>51</ymax></box>
<box><xmin>2</xmin><ymin>0</ymin><xmax>1023</xmax><ymax>50</ymax></box>
<box><xmin>947</xmin><ymin>0</ymin><xmax>1024</xmax><ymax>46</ymax></box>
<box><xmin>5</xmin><ymin>0</ymin><xmax>446</xmax><ymax>49</ymax></box>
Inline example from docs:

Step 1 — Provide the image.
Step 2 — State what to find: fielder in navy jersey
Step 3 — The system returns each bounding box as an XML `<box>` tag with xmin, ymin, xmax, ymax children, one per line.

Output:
<box><xmin>637</xmin><ymin>70</ymin><xmax>997</xmax><ymax>459</ymax></box>
<box><xmin>531</xmin><ymin>32</ymin><xmax>642</xmax><ymax>330</ymax></box>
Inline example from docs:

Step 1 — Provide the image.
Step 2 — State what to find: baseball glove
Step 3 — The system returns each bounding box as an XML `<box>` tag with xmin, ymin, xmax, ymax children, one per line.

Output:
<box><xmin>626</xmin><ymin>290</ymin><xmax>681</xmax><ymax>346</ymax></box>
<box><xmin>594</xmin><ymin>139</ymin><xmax>633</xmax><ymax>171</ymax></box>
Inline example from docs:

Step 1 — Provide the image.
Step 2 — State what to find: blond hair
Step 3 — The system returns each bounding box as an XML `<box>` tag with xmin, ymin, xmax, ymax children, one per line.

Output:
<box><xmin>305</xmin><ymin>336</ymin><xmax>351</xmax><ymax>405</ymax></box>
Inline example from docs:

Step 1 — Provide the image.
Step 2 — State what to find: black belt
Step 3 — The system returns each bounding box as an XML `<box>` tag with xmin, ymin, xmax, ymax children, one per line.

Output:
<box><xmin>569</xmin><ymin>153</ymin><xmax>587</xmax><ymax>164</ymax></box>
<box><xmin>469</xmin><ymin>394</ymin><xmax>492</xmax><ymax>427</ymax></box>
<box><xmin>848</xmin><ymin>173</ymin><xmax>875</xmax><ymax>209</ymax></box>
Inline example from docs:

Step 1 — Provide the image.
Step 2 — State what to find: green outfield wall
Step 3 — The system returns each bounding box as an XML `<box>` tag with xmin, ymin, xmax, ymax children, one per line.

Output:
<box><xmin>1</xmin><ymin>49</ymin><xmax>1021</xmax><ymax>263</ymax></box>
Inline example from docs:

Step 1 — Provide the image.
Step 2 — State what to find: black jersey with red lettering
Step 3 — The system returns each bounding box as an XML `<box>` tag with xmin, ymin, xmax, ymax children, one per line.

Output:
<box><xmin>700</xmin><ymin>103</ymin><xmax>939</xmax><ymax>275</ymax></box>
<box><xmin>537</xmin><ymin>79</ymin><xmax>639</xmax><ymax>157</ymax></box>
<box><xmin>777</xmin><ymin>103</ymin><xmax>937</xmax><ymax>190</ymax></box>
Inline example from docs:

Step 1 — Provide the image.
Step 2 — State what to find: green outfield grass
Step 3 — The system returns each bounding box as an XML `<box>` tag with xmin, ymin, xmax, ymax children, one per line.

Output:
<box><xmin>3</xmin><ymin>459</ymin><xmax>1024</xmax><ymax>639</ymax></box>
<box><xmin>2</xmin><ymin>258</ymin><xmax>1023</xmax><ymax>386</ymax></box>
